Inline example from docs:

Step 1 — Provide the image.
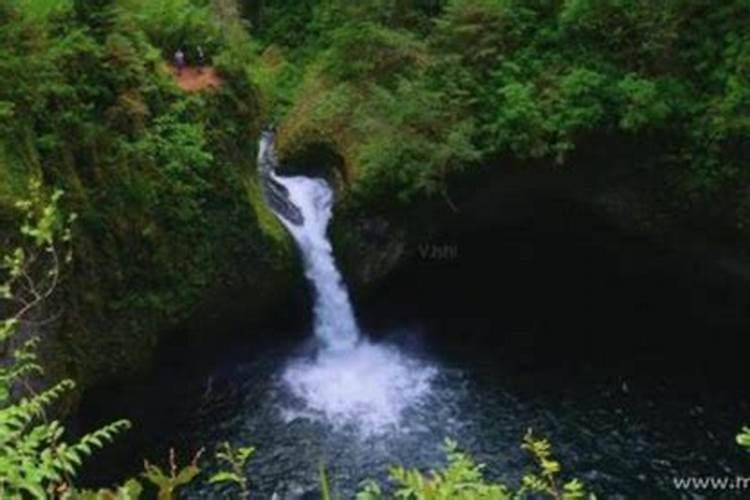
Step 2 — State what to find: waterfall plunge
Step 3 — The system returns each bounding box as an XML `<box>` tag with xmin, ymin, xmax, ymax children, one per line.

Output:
<box><xmin>267</xmin><ymin>174</ymin><xmax>359</xmax><ymax>350</ymax></box>
<box><xmin>258</xmin><ymin>132</ymin><xmax>434</xmax><ymax>433</ymax></box>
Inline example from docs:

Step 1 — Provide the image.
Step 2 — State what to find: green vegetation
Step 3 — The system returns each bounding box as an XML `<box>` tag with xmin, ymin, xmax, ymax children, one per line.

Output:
<box><xmin>0</xmin><ymin>184</ymin><xmax>131</xmax><ymax>498</ymax></box>
<box><xmin>139</xmin><ymin>449</ymin><xmax>204</xmax><ymax>500</ymax></box>
<box><xmin>0</xmin><ymin>0</ymin><xmax>291</xmax><ymax>390</ymax></box>
<box><xmin>209</xmin><ymin>442</ymin><xmax>254</xmax><ymax>499</ymax></box>
<box><xmin>2</xmin><ymin>0</ymin><xmax>750</xmax><ymax>498</ymax></box>
<box><xmin>118</xmin><ymin>0</ymin><xmax>220</xmax><ymax>54</ymax></box>
<box><xmin>354</xmin><ymin>434</ymin><xmax>588</xmax><ymax>500</ymax></box>
<box><xmin>739</xmin><ymin>427</ymin><xmax>750</xmax><ymax>449</ymax></box>
<box><xmin>254</xmin><ymin>0</ymin><xmax>750</xmax><ymax>227</ymax></box>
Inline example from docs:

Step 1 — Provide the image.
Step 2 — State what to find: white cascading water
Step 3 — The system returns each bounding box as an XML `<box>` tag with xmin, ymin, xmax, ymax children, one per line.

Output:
<box><xmin>269</xmin><ymin>174</ymin><xmax>359</xmax><ymax>350</ymax></box>
<box><xmin>258</xmin><ymin>132</ymin><xmax>434</xmax><ymax>433</ymax></box>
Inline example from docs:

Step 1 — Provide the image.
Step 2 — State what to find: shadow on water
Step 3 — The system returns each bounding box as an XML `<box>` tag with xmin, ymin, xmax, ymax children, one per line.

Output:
<box><xmin>76</xmin><ymin>196</ymin><xmax>750</xmax><ymax>498</ymax></box>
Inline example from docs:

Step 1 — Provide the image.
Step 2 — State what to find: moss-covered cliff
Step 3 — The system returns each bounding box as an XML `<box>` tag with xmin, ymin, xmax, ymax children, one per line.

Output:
<box><xmin>0</xmin><ymin>1</ymin><xmax>297</xmax><ymax>397</ymax></box>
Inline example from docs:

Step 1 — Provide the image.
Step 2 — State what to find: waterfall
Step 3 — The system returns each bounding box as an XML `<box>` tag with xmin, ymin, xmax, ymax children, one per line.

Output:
<box><xmin>258</xmin><ymin>130</ymin><xmax>434</xmax><ymax>433</ymax></box>
<box><xmin>259</xmin><ymin>135</ymin><xmax>359</xmax><ymax>350</ymax></box>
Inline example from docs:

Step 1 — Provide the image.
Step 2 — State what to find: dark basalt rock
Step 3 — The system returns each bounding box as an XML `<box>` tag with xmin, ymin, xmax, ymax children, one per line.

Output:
<box><xmin>264</xmin><ymin>176</ymin><xmax>304</xmax><ymax>226</ymax></box>
<box><xmin>258</xmin><ymin>128</ymin><xmax>304</xmax><ymax>226</ymax></box>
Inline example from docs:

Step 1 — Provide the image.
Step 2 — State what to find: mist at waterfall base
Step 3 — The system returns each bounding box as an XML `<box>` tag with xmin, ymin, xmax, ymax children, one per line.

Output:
<box><xmin>267</xmin><ymin>169</ymin><xmax>435</xmax><ymax>433</ymax></box>
<box><xmin>76</xmin><ymin>149</ymin><xmax>750</xmax><ymax>497</ymax></box>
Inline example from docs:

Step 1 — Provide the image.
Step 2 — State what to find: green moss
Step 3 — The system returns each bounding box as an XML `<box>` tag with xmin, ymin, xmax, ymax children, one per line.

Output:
<box><xmin>244</xmin><ymin>174</ymin><xmax>293</xmax><ymax>263</ymax></box>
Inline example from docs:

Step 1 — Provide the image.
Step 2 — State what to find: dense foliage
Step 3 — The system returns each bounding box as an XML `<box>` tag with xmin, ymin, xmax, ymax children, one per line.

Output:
<box><xmin>0</xmin><ymin>0</ymin><xmax>291</xmax><ymax>389</ymax></box>
<box><xmin>252</xmin><ymin>0</ymin><xmax>750</xmax><ymax>229</ymax></box>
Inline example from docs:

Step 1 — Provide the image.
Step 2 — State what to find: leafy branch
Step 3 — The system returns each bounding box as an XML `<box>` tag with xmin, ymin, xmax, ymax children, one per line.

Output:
<box><xmin>141</xmin><ymin>447</ymin><xmax>205</xmax><ymax>500</ymax></box>
<box><xmin>209</xmin><ymin>442</ymin><xmax>255</xmax><ymax>499</ymax></box>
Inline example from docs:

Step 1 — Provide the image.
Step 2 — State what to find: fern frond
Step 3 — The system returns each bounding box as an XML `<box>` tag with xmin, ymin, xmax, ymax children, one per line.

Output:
<box><xmin>3</xmin><ymin>379</ymin><xmax>75</xmax><ymax>426</ymax></box>
<box><xmin>72</xmin><ymin>420</ymin><xmax>132</xmax><ymax>459</ymax></box>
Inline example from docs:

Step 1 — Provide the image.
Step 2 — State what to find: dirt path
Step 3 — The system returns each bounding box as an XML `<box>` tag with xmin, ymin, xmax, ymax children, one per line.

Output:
<box><xmin>169</xmin><ymin>65</ymin><xmax>222</xmax><ymax>92</ymax></box>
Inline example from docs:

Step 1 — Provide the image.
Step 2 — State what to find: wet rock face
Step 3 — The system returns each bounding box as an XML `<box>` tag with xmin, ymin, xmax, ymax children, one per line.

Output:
<box><xmin>264</xmin><ymin>177</ymin><xmax>305</xmax><ymax>226</ymax></box>
<box><xmin>336</xmin><ymin>216</ymin><xmax>407</xmax><ymax>288</ymax></box>
<box><xmin>258</xmin><ymin>130</ymin><xmax>304</xmax><ymax>226</ymax></box>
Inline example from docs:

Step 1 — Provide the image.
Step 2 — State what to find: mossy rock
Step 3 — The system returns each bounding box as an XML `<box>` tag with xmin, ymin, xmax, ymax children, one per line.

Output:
<box><xmin>244</xmin><ymin>173</ymin><xmax>294</xmax><ymax>262</ymax></box>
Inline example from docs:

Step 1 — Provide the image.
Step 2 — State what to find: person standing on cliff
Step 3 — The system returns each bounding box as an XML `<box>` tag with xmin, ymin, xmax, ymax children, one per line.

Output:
<box><xmin>174</xmin><ymin>47</ymin><xmax>186</xmax><ymax>75</ymax></box>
